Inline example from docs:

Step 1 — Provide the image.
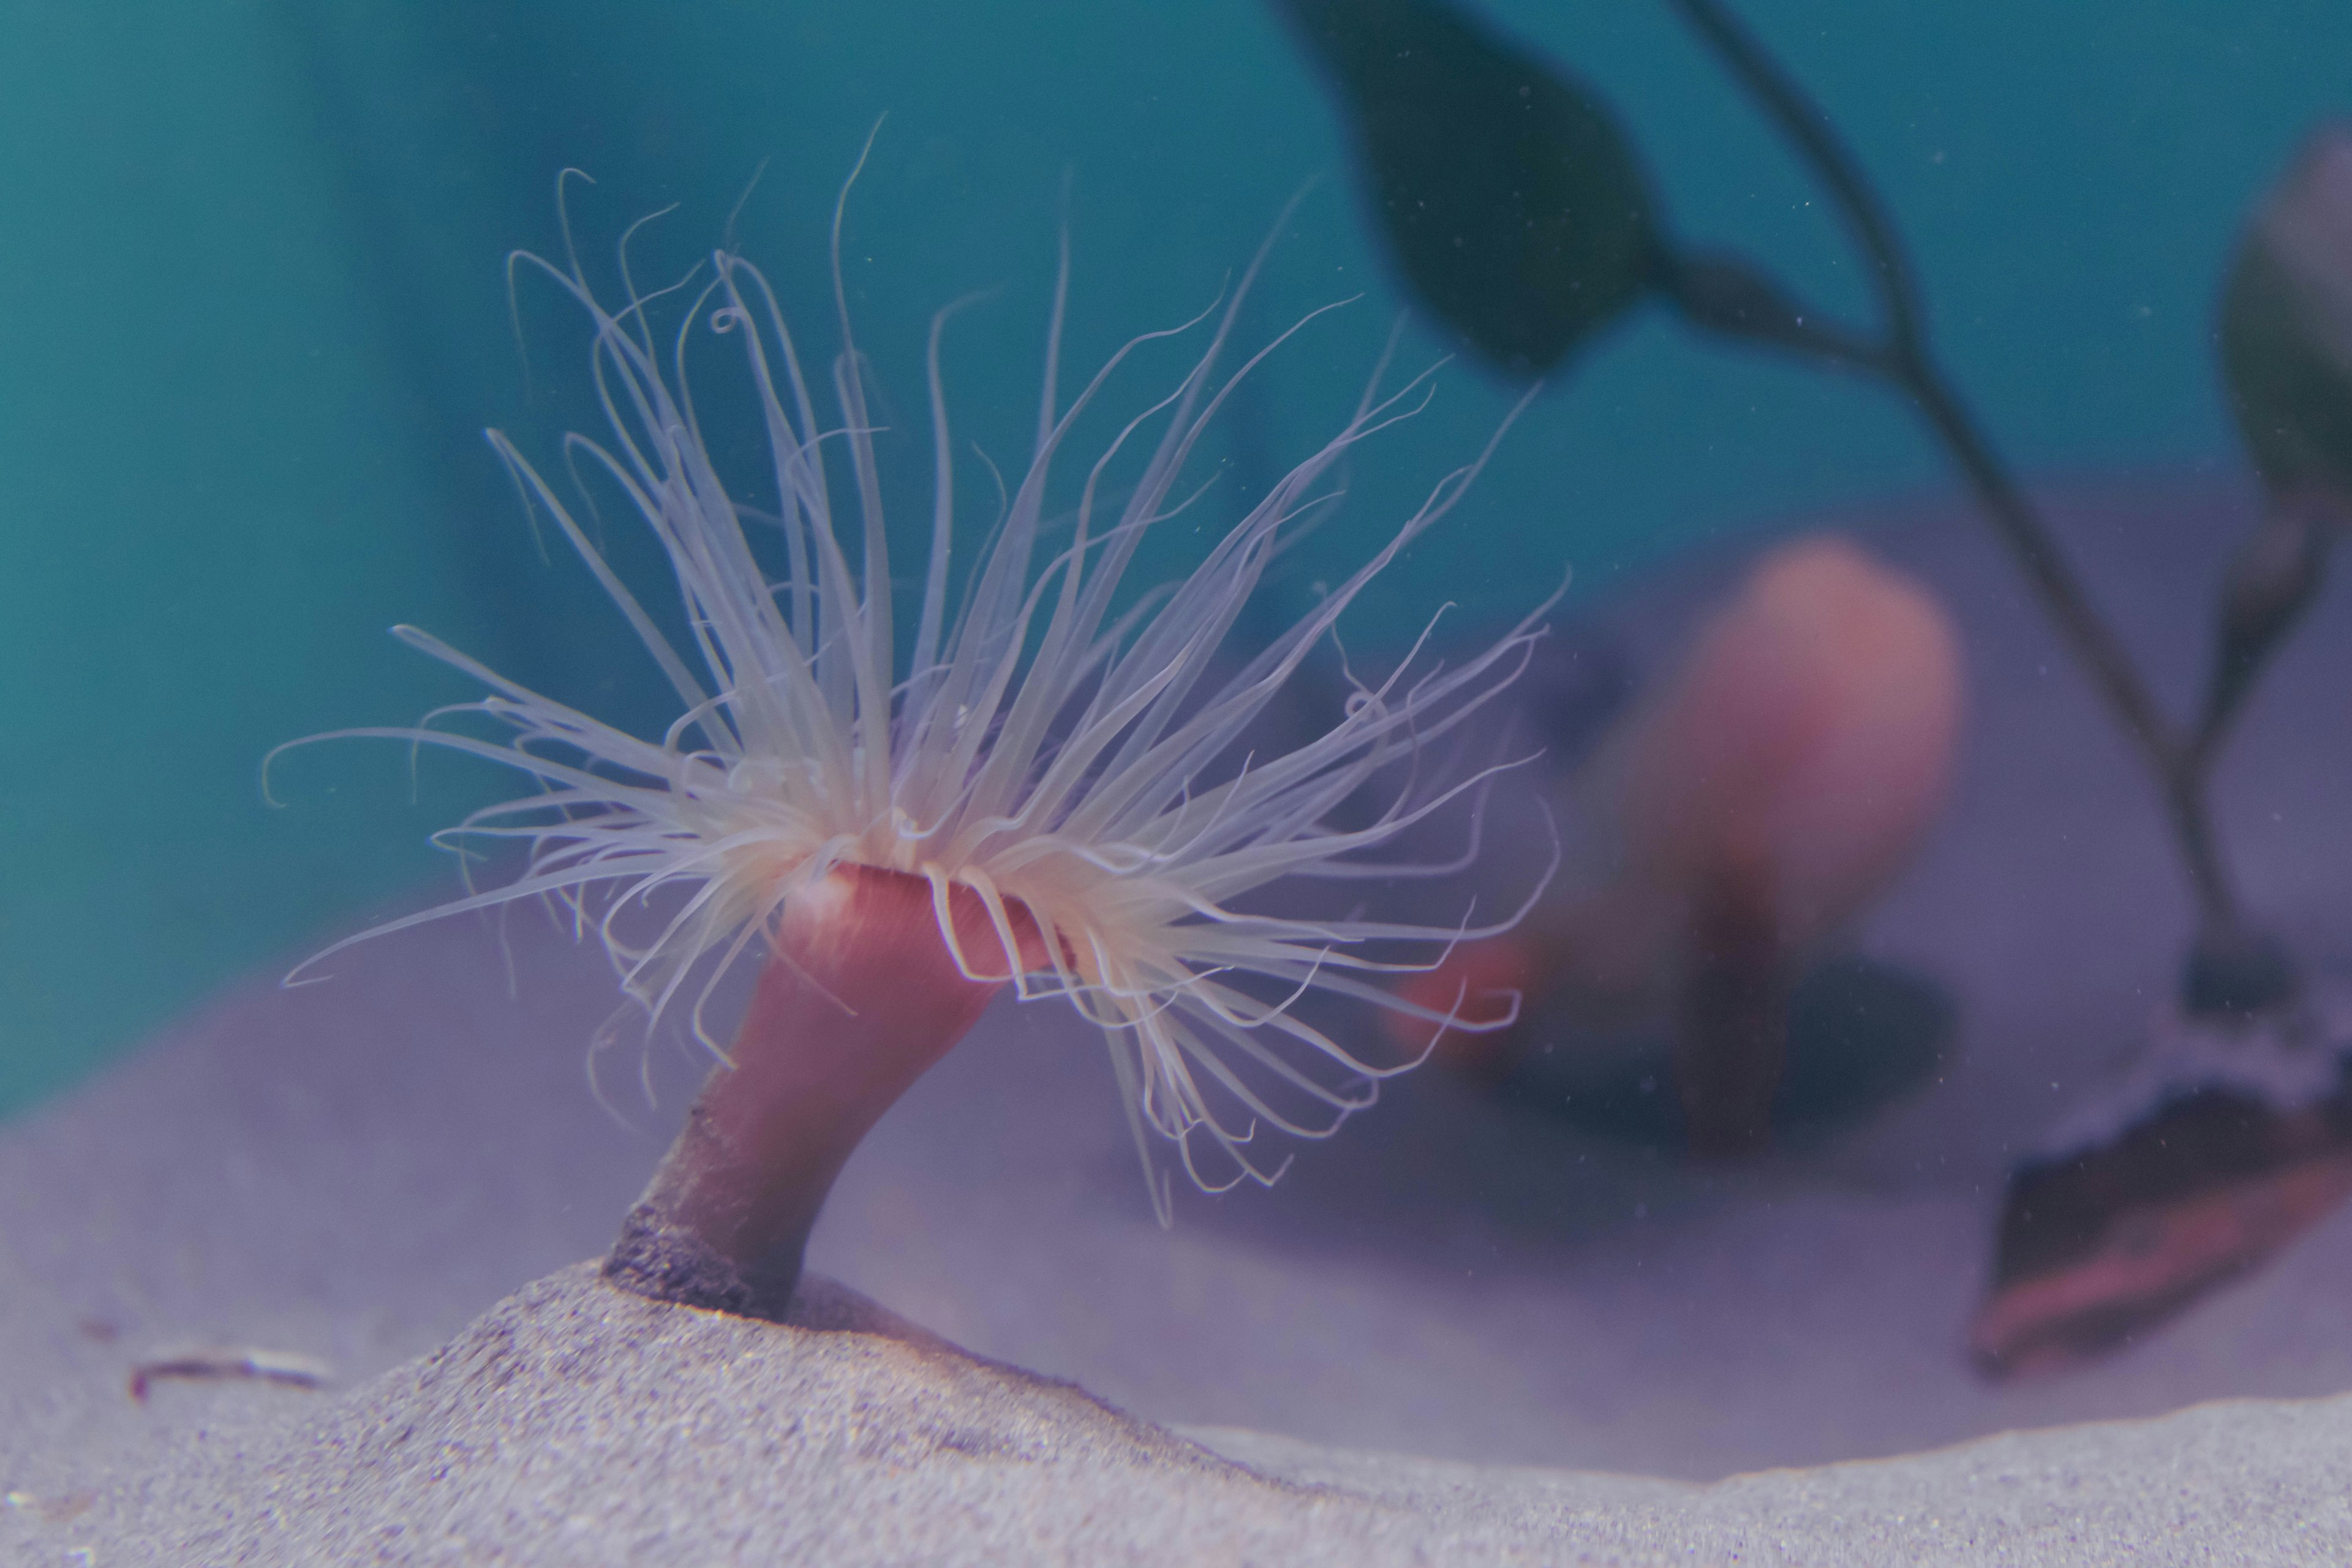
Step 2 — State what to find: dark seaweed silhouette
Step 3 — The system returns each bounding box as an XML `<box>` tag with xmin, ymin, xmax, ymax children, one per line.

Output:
<box><xmin>1276</xmin><ymin>0</ymin><xmax>2352</xmax><ymax>1375</ymax></box>
<box><xmin>1276</xmin><ymin>0</ymin><xmax>2324</xmax><ymax>1019</ymax></box>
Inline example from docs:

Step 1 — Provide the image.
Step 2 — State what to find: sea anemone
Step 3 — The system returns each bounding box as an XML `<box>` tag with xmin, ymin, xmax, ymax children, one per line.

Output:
<box><xmin>1396</xmin><ymin>534</ymin><xmax>1961</xmax><ymax>1157</ymax></box>
<box><xmin>292</xmin><ymin>170</ymin><xmax>1553</xmax><ymax>1318</ymax></box>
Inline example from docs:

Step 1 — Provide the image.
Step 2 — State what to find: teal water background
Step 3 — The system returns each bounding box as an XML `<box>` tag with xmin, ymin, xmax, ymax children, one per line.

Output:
<box><xmin>1</xmin><ymin>0</ymin><xmax>2342</xmax><ymax>1116</ymax></box>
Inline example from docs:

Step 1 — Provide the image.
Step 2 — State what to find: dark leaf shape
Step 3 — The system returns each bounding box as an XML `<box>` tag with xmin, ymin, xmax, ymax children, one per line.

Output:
<box><xmin>1278</xmin><ymin>0</ymin><xmax>1657</xmax><ymax>375</ymax></box>
<box><xmin>2197</xmin><ymin>500</ymin><xmax>2329</xmax><ymax>766</ymax></box>
<box><xmin>2220</xmin><ymin>126</ymin><xmax>2352</xmax><ymax>513</ymax></box>
<box><xmin>1657</xmin><ymin>247</ymin><xmax>1877</xmax><ymax>370</ymax></box>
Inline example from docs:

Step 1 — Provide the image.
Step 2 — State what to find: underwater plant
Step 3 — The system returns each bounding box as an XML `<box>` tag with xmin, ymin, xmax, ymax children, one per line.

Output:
<box><xmin>292</xmin><ymin>176</ymin><xmax>1552</xmax><ymax>1320</ymax></box>
<box><xmin>1280</xmin><ymin>0</ymin><xmax>2352</xmax><ymax>1370</ymax></box>
<box><xmin>1280</xmin><ymin>0</ymin><xmax>2307</xmax><ymax>1018</ymax></box>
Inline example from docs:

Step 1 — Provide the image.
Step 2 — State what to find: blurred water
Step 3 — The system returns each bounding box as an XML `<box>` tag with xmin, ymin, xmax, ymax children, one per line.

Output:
<box><xmin>0</xmin><ymin>0</ymin><xmax>2345</xmax><ymax>1112</ymax></box>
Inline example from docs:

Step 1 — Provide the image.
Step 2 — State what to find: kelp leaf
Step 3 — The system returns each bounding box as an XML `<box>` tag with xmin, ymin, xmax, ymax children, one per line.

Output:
<box><xmin>1279</xmin><ymin>0</ymin><xmax>1657</xmax><ymax>375</ymax></box>
<box><xmin>2220</xmin><ymin>124</ymin><xmax>2352</xmax><ymax>511</ymax></box>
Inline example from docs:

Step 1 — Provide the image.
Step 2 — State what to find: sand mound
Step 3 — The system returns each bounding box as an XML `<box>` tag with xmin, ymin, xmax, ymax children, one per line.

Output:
<box><xmin>7</xmin><ymin>1264</ymin><xmax>2343</xmax><ymax>1566</ymax></box>
<box><xmin>35</xmin><ymin>1266</ymin><xmax>1558</xmax><ymax>1565</ymax></box>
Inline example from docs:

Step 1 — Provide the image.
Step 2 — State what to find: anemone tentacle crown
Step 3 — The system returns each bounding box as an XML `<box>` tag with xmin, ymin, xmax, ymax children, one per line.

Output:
<box><xmin>301</xmin><ymin>173</ymin><xmax>1551</xmax><ymax>1211</ymax></box>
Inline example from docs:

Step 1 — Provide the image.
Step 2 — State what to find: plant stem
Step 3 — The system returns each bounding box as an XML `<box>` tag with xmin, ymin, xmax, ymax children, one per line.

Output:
<box><xmin>1893</xmin><ymin>358</ymin><xmax>2183</xmax><ymax>780</ymax></box>
<box><xmin>1663</xmin><ymin>0</ymin><xmax>2283</xmax><ymax>998</ymax></box>
<box><xmin>1664</xmin><ymin>0</ymin><xmax>1924</xmax><ymax>349</ymax></box>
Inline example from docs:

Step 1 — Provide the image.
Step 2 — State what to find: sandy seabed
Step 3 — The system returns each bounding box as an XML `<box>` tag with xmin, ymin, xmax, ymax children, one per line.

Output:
<box><xmin>7</xmin><ymin>479</ymin><xmax>2352</xmax><ymax>1564</ymax></box>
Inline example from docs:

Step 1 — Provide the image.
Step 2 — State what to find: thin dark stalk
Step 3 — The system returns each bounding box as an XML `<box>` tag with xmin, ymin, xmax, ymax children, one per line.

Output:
<box><xmin>1664</xmin><ymin>0</ymin><xmax>2274</xmax><ymax>979</ymax></box>
<box><xmin>1896</xmin><ymin>363</ymin><xmax>2185</xmax><ymax>783</ymax></box>
<box><xmin>1665</xmin><ymin>0</ymin><xmax>1924</xmax><ymax>345</ymax></box>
